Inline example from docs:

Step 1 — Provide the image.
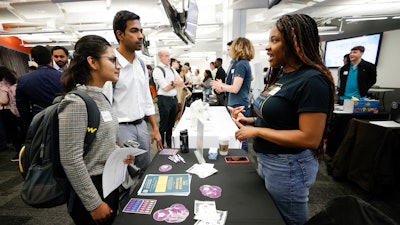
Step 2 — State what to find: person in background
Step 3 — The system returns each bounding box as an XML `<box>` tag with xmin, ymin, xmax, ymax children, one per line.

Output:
<box><xmin>28</xmin><ymin>61</ymin><xmax>38</xmax><ymax>72</ymax></box>
<box><xmin>170</xmin><ymin>58</ymin><xmax>181</xmax><ymax>74</ymax></box>
<box><xmin>176</xmin><ymin>65</ymin><xmax>190</xmax><ymax>121</ymax></box>
<box><xmin>0</xmin><ymin>66</ymin><xmax>21</xmax><ymax>159</ymax></box>
<box><xmin>337</xmin><ymin>46</ymin><xmax>377</xmax><ymax>104</ymax></box>
<box><xmin>192</xmin><ymin>68</ymin><xmax>203</xmax><ymax>89</ymax></box>
<box><xmin>59</xmin><ymin>34</ymin><xmax>134</xmax><ymax>225</ymax></box>
<box><xmin>197</xmin><ymin>69</ymin><xmax>212</xmax><ymax>97</ymax></box>
<box><xmin>16</xmin><ymin>45</ymin><xmax>63</xmax><ymax>154</ymax></box>
<box><xmin>103</xmin><ymin>10</ymin><xmax>163</xmax><ymax>175</ymax></box>
<box><xmin>51</xmin><ymin>46</ymin><xmax>70</xmax><ymax>72</ymax></box>
<box><xmin>211</xmin><ymin>37</ymin><xmax>255</xmax><ymax>152</ymax></box>
<box><xmin>147</xmin><ymin>64</ymin><xmax>157</xmax><ymax>99</ymax></box>
<box><xmin>229</xmin><ymin>14</ymin><xmax>334</xmax><ymax>225</ymax></box>
<box><xmin>153</xmin><ymin>49</ymin><xmax>184</xmax><ymax>148</ymax></box>
<box><xmin>184</xmin><ymin>62</ymin><xmax>194</xmax><ymax>85</ymax></box>
<box><xmin>336</xmin><ymin>53</ymin><xmax>350</xmax><ymax>92</ymax></box>
<box><xmin>210</xmin><ymin>61</ymin><xmax>217</xmax><ymax>80</ymax></box>
<box><xmin>214</xmin><ymin>58</ymin><xmax>226</xmax><ymax>106</ymax></box>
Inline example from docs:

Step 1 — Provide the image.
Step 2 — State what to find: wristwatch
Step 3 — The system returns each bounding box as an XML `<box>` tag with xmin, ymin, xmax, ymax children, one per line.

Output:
<box><xmin>171</xmin><ymin>81</ymin><xmax>175</xmax><ymax>87</ymax></box>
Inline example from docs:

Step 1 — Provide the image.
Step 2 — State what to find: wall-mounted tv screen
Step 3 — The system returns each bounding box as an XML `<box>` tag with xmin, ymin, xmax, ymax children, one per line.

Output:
<box><xmin>161</xmin><ymin>0</ymin><xmax>188</xmax><ymax>44</ymax></box>
<box><xmin>268</xmin><ymin>0</ymin><xmax>282</xmax><ymax>9</ymax></box>
<box><xmin>183</xmin><ymin>0</ymin><xmax>198</xmax><ymax>44</ymax></box>
<box><xmin>324</xmin><ymin>33</ymin><xmax>383</xmax><ymax>68</ymax></box>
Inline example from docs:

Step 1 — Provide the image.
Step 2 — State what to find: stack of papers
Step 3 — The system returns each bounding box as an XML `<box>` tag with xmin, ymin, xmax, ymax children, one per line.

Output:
<box><xmin>186</xmin><ymin>163</ymin><xmax>218</xmax><ymax>178</ymax></box>
<box><xmin>193</xmin><ymin>200</ymin><xmax>227</xmax><ymax>225</ymax></box>
<box><xmin>137</xmin><ymin>174</ymin><xmax>191</xmax><ymax>196</ymax></box>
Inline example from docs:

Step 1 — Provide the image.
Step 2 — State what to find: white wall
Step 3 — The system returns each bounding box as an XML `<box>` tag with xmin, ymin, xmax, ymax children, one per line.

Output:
<box><xmin>372</xmin><ymin>29</ymin><xmax>400</xmax><ymax>88</ymax></box>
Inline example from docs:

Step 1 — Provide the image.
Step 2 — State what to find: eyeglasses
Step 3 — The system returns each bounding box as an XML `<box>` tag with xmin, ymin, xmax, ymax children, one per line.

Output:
<box><xmin>96</xmin><ymin>56</ymin><xmax>118</xmax><ymax>68</ymax></box>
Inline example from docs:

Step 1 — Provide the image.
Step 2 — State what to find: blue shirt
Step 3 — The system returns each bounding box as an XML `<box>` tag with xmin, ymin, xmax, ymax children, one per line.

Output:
<box><xmin>341</xmin><ymin>63</ymin><xmax>361</xmax><ymax>100</ymax></box>
<box><xmin>16</xmin><ymin>65</ymin><xmax>63</xmax><ymax>126</ymax></box>
<box><xmin>227</xmin><ymin>60</ymin><xmax>252</xmax><ymax>108</ymax></box>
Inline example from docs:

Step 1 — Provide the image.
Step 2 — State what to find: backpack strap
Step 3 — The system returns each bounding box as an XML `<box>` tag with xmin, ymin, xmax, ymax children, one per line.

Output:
<box><xmin>156</xmin><ymin>66</ymin><xmax>166</xmax><ymax>78</ymax></box>
<box><xmin>69</xmin><ymin>90</ymin><xmax>100</xmax><ymax>156</ymax></box>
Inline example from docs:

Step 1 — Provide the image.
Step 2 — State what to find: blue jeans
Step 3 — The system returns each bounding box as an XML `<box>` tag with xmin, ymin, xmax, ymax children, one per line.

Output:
<box><xmin>256</xmin><ymin>150</ymin><xmax>318</xmax><ymax>225</ymax></box>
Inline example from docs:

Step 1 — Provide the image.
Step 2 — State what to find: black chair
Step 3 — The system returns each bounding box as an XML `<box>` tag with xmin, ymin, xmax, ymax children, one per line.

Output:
<box><xmin>305</xmin><ymin>195</ymin><xmax>398</xmax><ymax>225</ymax></box>
<box><xmin>390</xmin><ymin>101</ymin><xmax>400</xmax><ymax>123</ymax></box>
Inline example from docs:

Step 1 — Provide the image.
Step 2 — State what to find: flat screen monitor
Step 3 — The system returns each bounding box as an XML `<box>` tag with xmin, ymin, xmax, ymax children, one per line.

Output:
<box><xmin>161</xmin><ymin>0</ymin><xmax>189</xmax><ymax>44</ymax></box>
<box><xmin>183</xmin><ymin>0</ymin><xmax>198</xmax><ymax>44</ymax></box>
<box><xmin>324</xmin><ymin>33</ymin><xmax>383</xmax><ymax>68</ymax></box>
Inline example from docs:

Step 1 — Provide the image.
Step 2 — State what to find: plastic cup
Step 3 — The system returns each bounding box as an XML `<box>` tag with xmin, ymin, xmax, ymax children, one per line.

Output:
<box><xmin>218</xmin><ymin>136</ymin><xmax>229</xmax><ymax>156</ymax></box>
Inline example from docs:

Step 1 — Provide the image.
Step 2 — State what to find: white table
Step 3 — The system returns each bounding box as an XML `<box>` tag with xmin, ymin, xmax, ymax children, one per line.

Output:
<box><xmin>172</xmin><ymin>106</ymin><xmax>241</xmax><ymax>149</ymax></box>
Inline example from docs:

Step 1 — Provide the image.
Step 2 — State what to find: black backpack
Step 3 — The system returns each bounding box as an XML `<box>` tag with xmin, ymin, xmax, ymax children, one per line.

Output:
<box><xmin>18</xmin><ymin>90</ymin><xmax>100</xmax><ymax>208</ymax></box>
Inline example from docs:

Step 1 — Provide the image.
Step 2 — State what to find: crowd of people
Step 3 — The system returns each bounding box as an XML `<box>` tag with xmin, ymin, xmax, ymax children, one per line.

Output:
<box><xmin>1</xmin><ymin>8</ymin><xmax>381</xmax><ymax>225</ymax></box>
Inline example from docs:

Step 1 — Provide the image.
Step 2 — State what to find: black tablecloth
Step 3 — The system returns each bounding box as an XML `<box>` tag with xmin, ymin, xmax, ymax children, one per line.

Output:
<box><xmin>326</xmin><ymin>112</ymin><xmax>389</xmax><ymax>157</ymax></box>
<box><xmin>112</xmin><ymin>149</ymin><xmax>285</xmax><ymax>225</ymax></box>
<box><xmin>331</xmin><ymin>119</ymin><xmax>400</xmax><ymax>195</ymax></box>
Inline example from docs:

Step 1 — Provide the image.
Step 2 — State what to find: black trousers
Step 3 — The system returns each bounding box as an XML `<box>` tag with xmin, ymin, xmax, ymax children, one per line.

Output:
<box><xmin>157</xmin><ymin>95</ymin><xmax>178</xmax><ymax>147</ymax></box>
<box><xmin>68</xmin><ymin>175</ymin><xmax>119</xmax><ymax>225</ymax></box>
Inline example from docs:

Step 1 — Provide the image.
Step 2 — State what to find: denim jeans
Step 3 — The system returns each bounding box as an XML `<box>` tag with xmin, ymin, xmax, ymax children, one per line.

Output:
<box><xmin>256</xmin><ymin>150</ymin><xmax>318</xmax><ymax>225</ymax></box>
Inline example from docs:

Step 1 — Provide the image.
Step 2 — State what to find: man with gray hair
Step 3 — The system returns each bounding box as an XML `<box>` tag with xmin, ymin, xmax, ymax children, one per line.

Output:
<box><xmin>153</xmin><ymin>49</ymin><xmax>184</xmax><ymax>148</ymax></box>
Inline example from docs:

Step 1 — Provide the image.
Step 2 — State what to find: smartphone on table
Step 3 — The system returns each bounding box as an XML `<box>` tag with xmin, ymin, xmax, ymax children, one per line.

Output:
<box><xmin>224</xmin><ymin>156</ymin><xmax>249</xmax><ymax>164</ymax></box>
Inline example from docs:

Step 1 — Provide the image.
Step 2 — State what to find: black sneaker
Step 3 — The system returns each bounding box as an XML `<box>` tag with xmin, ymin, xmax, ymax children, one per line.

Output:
<box><xmin>11</xmin><ymin>153</ymin><xmax>19</xmax><ymax>162</ymax></box>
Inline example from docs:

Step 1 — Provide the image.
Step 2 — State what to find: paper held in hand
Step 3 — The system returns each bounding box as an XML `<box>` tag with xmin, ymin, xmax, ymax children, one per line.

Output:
<box><xmin>102</xmin><ymin>147</ymin><xmax>147</xmax><ymax>198</ymax></box>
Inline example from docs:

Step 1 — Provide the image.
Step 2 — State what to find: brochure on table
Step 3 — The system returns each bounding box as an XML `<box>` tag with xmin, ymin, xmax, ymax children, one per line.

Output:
<box><xmin>137</xmin><ymin>174</ymin><xmax>192</xmax><ymax>196</ymax></box>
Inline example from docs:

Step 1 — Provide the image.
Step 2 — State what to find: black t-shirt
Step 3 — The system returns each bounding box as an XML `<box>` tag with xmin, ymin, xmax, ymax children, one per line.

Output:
<box><xmin>253</xmin><ymin>67</ymin><xmax>331</xmax><ymax>154</ymax></box>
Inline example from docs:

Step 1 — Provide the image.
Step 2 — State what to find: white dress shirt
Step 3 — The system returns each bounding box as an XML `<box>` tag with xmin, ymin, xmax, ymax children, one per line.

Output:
<box><xmin>103</xmin><ymin>49</ymin><xmax>155</xmax><ymax>123</ymax></box>
<box><xmin>153</xmin><ymin>63</ymin><xmax>180</xmax><ymax>97</ymax></box>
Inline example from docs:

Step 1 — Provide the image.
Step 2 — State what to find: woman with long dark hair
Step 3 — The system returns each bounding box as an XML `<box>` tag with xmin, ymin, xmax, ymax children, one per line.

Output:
<box><xmin>230</xmin><ymin>14</ymin><xmax>335</xmax><ymax>225</ymax></box>
<box><xmin>59</xmin><ymin>35</ymin><xmax>133</xmax><ymax>225</ymax></box>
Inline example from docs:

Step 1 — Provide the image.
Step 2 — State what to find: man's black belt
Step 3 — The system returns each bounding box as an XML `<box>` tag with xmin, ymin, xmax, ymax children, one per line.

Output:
<box><xmin>158</xmin><ymin>95</ymin><xmax>176</xmax><ymax>99</ymax></box>
<box><xmin>120</xmin><ymin>117</ymin><xmax>145</xmax><ymax>125</ymax></box>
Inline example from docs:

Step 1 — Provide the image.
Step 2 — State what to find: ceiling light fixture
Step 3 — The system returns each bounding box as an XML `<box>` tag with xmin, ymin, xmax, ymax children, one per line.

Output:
<box><xmin>319</xmin><ymin>31</ymin><xmax>344</xmax><ymax>36</ymax></box>
<box><xmin>20</xmin><ymin>42</ymin><xmax>72</xmax><ymax>47</ymax></box>
<box><xmin>345</xmin><ymin>17</ymin><xmax>388</xmax><ymax>22</ymax></box>
<box><xmin>0</xmin><ymin>31</ymin><xmax>65</xmax><ymax>36</ymax></box>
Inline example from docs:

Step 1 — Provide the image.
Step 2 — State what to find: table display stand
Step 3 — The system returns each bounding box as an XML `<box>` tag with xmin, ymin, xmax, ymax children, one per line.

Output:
<box><xmin>195</xmin><ymin>119</ymin><xmax>206</xmax><ymax>164</ymax></box>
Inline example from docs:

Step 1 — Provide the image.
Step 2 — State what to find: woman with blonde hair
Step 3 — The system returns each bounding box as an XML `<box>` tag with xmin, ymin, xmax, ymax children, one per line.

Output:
<box><xmin>211</xmin><ymin>37</ymin><xmax>255</xmax><ymax>152</ymax></box>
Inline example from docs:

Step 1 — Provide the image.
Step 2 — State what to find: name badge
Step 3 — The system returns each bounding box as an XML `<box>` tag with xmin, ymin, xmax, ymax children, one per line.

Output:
<box><xmin>101</xmin><ymin>111</ymin><xmax>113</xmax><ymax>122</ymax></box>
<box><xmin>343</xmin><ymin>71</ymin><xmax>348</xmax><ymax>75</ymax></box>
<box><xmin>230</xmin><ymin>69</ymin><xmax>235</xmax><ymax>74</ymax></box>
<box><xmin>269</xmin><ymin>87</ymin><xmax>281</xmax><ymax>96</ymax></box>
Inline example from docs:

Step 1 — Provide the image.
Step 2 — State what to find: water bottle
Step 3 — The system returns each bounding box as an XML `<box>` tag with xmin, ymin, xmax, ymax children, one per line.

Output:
<box><xmin>180</xmin><ymin>129</ymin><xmax>189</xmax><ymax>153</ymax></box>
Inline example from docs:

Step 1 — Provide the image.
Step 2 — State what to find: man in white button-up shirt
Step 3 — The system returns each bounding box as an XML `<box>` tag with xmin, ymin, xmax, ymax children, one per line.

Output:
<box><xmin>103</xmin><ymin>11</ymin><xmax>163</xmax><ymax>172</ymax></box>
<box><xmin>153</xmin><ymin>49</ymin><xmax>184</xmax><ymax>148</ymax></box>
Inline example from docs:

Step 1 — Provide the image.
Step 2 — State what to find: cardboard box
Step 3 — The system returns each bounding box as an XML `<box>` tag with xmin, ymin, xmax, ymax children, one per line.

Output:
<box><xmin>343</xmin><ymin>99</ymin><xmax>379</xmax><ymax>114</ymax></box>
